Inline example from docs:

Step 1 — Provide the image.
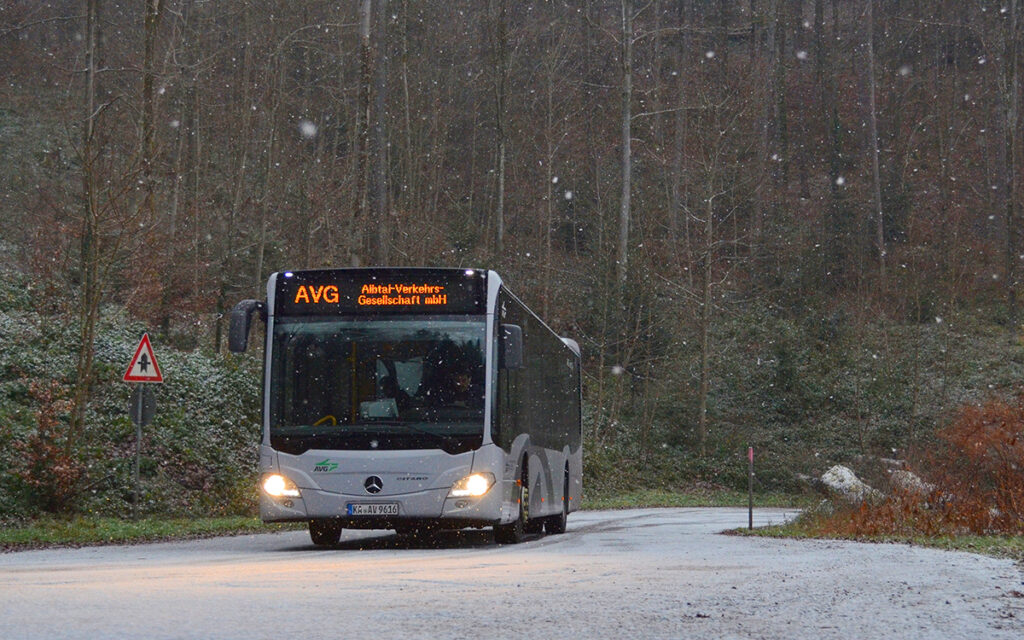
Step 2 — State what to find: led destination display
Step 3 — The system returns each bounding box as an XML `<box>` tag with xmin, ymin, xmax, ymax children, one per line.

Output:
<box><xmin>356</xmin><ymin>283</ymin><xmax>448</xmax><ymax>306</ymax></box>
<box><xmin>275</xmin><ymin>268</ymin><xmax>487</xmax><ymax>316</ymax></box>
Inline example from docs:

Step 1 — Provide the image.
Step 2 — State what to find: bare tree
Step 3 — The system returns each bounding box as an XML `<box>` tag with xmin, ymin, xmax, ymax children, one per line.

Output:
<box><xmin>538</xmin><ymin>28</ymin><xmax>573</xmax><ymax>317</ymax></box>
<box><xmin>70</xmin><ymin>0</ymin><xmax>143</xmax><ymax>437</ymax></box>
<box><xmin>69</xmin><ymin>0</ymin><xmax>104</xmax><ymax>441</ymax></box>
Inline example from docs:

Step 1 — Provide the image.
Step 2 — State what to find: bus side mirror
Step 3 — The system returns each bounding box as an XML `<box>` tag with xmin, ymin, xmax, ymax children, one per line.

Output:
<box><xmin>500</xmin><ymin>324</ymin><xmax>524</xmax><ymax>370</ymax></box>
<box><xmin>229</xmin><ymin>300</ymin><xmax>266</xmax><ymax>353</ymax></box>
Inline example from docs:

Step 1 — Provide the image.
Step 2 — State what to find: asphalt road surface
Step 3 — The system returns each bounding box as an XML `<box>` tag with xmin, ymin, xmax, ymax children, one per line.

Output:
<box><xmin>1</xmin><ymin>508</ymin><xmax>1022</xmax><ymax>639</ymax></box>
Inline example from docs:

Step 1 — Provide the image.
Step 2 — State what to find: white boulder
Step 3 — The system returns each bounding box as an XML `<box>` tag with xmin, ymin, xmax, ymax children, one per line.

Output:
<box><xmin>821</xmin><ymin>465</ymin><xmax>884</xmax><ymax>504</ymax></box>
<box><xmin>888</xmin><ymin>469</ymin><xmax>936</xmax><ymax>496</ymax></box>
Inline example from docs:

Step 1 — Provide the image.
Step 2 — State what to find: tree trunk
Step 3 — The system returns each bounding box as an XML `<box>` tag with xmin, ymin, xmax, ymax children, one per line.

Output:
<box><xmin>352</xmin><ymin>0</ymin><xmax>373</xmax><ymax>266</ymax></box>
<box><xmin>671</xmin><ymin>0</ymin><xmax>692</xmax><ymax>285</ymax></box>
<box><xmin>772</xmin><ymin>0</ymin><xmax>789</xmax><ymax>189</ymax></box>
<box><xmin>1005</xmin><ymin>0</ymin><xmax>1020</xmax><ymax>321</ymax></box>
<box><xmin>698</xmin><ymin>177</ymin><xmax>713</xmax><ymax>457</ymax></box>
<box><xmin>373</xmin><ymin>0</ymin><xmax>390</xmax><ymax>265</ymax></box>
<box><xmin>821</xmin><ymin>0</ymin><xmax>846</xmax><ymax>284</ymax></box>
<box><xmin>491</xmin><ymin>0</ymin><xmax>508</xmax><ymax>255</ymax></box>
<box><xmin>756</xmin><ymin>0</ymin><xmax>777</xmax><ymax>262</ymax></box>
<box><xmin>543</xmin><ymin>60</ymin><xmax>555</xmax><ymax>318</ymax></box>
<box><xmin>399</xmin><ymin>0</ymin><xmax>416</xmax><ymax>215</ymax></box>
<box><xmin>255</xmin><ymin>50</ymin><xmax>283</xmax><ymax>294</ymax></box>
<box><xmin>168</xmin><ymin>0</ymin><xmax>196</xmax><ymax>241</ymax></box>
<box><xmin>70</xmin><ymin>0</ymin><xmax>102</xmax><ymax>445</ymax></box>
<box><xmin>142</xmin><ymin>0</ymin><xmax>165</xmax><ymax>225</ymax></box>
<box><xmin>866</xmin><ymin>0</ymin><xmax>886</xmax><ymax>288</ymax></box>
<box><xmin>617</xmin><ymin>0</ymin><xmax>633</xmax><ymax>285</ymax></box>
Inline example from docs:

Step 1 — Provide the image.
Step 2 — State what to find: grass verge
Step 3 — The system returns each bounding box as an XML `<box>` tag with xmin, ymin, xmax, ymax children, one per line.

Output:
<box><xmin>581</xmin><ymin>488</ymin><xmax>812</xmax><ymax>510</ymax></box>
<box><xmin>734</xmin><ymin>517</ymin><xmax>1024</xmax><ymax>562</ymax></box>
<box><xmin>0</xmin><ymin>516</ymin><xmax>302</xmax><ymax>552</ymax></box>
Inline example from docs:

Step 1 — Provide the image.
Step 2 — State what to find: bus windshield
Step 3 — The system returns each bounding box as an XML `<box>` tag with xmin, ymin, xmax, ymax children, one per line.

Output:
<box><xmin>269</xmin><ymin>316</ymin><xmax>486</xmax><ymax>454</ymax></box>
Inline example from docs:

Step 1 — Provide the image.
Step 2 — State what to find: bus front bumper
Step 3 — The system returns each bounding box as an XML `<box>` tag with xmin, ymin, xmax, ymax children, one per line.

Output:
<box><xmin>260</xmin><ymin>482</ymin><xmax>505</xmax><ymax>529</ymax></box>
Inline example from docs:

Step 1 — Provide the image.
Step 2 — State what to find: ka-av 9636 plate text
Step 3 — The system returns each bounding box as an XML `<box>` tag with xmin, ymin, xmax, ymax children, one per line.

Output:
<box><xmin>347</xmin><ymin>503</ymin><xmax>399</xmax><ymax>516</ymax></box>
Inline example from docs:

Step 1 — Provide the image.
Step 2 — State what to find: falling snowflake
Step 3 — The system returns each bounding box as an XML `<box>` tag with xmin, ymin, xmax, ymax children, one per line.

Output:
<box><xmin>298</xmin><ymin>120</ymin><xmax>318</xmax><ymax>138</ymax></box>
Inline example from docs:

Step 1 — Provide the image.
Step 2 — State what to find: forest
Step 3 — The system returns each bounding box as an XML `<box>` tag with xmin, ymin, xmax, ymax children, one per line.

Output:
<box><xmin>1</xmin><ymin>0</ymin><xmax>1023</xmax><ymax>518</ymax></box>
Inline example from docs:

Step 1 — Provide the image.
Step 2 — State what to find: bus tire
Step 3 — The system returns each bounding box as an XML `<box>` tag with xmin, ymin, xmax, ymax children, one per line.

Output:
<box><xmin>309</xmin><ymin>519</ymin><xmax>343</xmax><ymax>546</ymax></box>
<box><xmin>495</xmin><ymin>464</ymin><xmax>529</xmax><ymax>544</ymax></box>
<box><xmin>545</xmin><ymin>468</ymin><xmax>569</xmax><ymax>535</ymax></box>
<box><xmin>524</xmin><ymin>466</ymin><xmax>544</xmax><ymax>534</ymax></box>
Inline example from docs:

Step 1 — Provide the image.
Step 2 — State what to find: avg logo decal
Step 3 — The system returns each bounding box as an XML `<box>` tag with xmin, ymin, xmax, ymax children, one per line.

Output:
<box><xmin>313</xmin><ymin>459</ymin><xmax>339</xmax><ymax>473</ymax></box>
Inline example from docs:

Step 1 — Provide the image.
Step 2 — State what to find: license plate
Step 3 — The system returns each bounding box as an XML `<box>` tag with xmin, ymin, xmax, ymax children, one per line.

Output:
<box><xmin>347</xmin><ymin>503</ymin><xmax>399</xmax><ymax>516</ymax></box>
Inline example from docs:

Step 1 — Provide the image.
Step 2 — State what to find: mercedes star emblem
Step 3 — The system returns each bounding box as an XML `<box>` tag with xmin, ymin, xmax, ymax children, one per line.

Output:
<box><xmin>364</xmin><ymin>476</ymin><xmax>383</xmax><ymax>494</ymax></box>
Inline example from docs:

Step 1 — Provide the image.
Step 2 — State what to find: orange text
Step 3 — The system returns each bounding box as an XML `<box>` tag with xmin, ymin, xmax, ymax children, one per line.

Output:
<box><xmin>293</xmin><ymin>285</ymin><xmax>340</xmax><ymax>304</ymax></box>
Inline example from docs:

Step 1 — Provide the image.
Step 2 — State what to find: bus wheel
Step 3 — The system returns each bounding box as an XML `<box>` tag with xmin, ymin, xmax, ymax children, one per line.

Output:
<box><xmin>545</xmin><ymin>469</ymin><xmax>569</xmax><ymax>535</ymax></box>
<box><xmin>495</xmin><ymin>467</ymin><xmax>528</xmax><ymax>544</ymax></box>
<box><xmin>309</xmin><ymin>519</ymin><xmax>343</xmax><ymax>546</ymax></box>
<box><xmin>524</xmin><ymin>470</ymin><xmax>544</xmax><ymax>534</ymax></box>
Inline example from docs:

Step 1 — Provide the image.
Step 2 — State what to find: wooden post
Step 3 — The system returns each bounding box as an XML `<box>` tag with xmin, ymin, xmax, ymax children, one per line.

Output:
<box><xmin>748</xmin><ymin>447</ymin><xmax>754</xmax><ymax>530</ymax></box>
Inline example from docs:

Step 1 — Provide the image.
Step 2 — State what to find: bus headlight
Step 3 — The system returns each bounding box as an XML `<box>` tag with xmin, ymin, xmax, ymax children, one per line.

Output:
<box><xmin>263</xmin><ymin>474</ymin><xmax>301</xmax><ymax>498</ymax></box>
<box><xmin>449</xmin><ymin>472</ymin><xmax>495</xmax><ymax>498</ymax></box>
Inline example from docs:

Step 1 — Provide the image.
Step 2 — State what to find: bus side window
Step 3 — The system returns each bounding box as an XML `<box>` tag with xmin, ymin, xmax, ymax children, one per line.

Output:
<box><xmin>500</xmin><ymin>324</ymin><xmax>524</xmax><ymax>370</ymax></box>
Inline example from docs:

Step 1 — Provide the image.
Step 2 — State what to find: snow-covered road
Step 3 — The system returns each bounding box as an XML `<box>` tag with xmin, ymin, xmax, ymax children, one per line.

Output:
<box><xmin>1</xmin><ymin>508</ymin><xmax>1021</xmax><ymax>639</ymax></box>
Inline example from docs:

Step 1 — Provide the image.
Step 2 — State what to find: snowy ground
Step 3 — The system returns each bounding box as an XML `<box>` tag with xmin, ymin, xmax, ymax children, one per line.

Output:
<box><xmin>0</xmin><ymin>508</ymin><xmax>1021</xmax><ymax>639</ymax></box>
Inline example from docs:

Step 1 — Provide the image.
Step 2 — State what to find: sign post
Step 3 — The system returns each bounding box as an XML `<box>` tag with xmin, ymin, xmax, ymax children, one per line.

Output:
<box><xmin>748</xmin><ymin>447</ymin><xmax>754</xmax><ymax>530</ymax></box>
<box><xmin>124</xmin><ymin>333</ymin><xmax>163</xmax><ymax>519</ymax></box>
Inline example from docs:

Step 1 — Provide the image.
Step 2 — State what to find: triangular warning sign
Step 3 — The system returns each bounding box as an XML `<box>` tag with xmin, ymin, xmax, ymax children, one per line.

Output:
<box><xmin>123</xmin><ymin>333</ymin><xmax>164</xmax><ymax>383</ymax></box>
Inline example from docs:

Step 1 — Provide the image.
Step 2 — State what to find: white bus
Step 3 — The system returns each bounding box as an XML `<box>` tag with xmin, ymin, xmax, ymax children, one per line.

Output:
<box><xmin>229</xmin><ymin>268</ymin><xmax>582</xmax><ymax>545</ymax></box>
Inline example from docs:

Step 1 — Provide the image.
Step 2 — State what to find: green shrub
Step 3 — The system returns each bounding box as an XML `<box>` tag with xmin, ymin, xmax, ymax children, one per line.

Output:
<box><xmin>1</xmin><ymin>272</ymin><xmax>262</xmax><ymax>519</ymax></box>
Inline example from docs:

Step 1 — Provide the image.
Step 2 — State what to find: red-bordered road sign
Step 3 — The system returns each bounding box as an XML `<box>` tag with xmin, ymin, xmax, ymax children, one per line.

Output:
<box><xmin>123</xmin><ymin>333</ymin><xmax>164</xmax><ymax>383</ymax></box>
